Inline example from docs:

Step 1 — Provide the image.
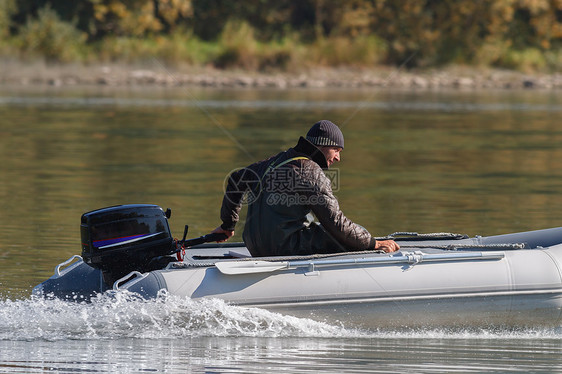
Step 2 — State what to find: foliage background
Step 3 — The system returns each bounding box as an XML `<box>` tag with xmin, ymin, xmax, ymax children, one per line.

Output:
<box><xmin>1</xmin><ymin>0</ymin><xmax>561</xmax><ymax>72</ymax></box>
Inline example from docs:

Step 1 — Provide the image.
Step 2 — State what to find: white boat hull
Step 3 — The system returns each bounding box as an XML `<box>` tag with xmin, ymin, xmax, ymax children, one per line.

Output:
<box><xmin>34</xmin><ymin>227</ymin><xmax>562</xmax><ymax>328</ymax></box>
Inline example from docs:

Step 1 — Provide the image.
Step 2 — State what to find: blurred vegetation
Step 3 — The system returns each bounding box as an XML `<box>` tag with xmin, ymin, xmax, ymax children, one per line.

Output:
<box><xmin>0</xmin><ymin>0</ymin><xmax>561</xmax><ymax>71</ymax></box>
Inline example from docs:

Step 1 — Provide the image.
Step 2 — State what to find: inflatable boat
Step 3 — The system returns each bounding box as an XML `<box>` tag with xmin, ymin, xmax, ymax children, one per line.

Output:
<box><xmin>33</xmin><ymin>204</ymin><xmax>562</xmax><ymax>328</ymax></box>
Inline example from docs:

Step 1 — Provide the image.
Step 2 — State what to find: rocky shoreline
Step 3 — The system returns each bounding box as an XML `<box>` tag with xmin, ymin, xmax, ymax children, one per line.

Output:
<box><xmin>2</xmin><ymin>62</ymin><xmax>562</xmax><ymax>90</ymax></box>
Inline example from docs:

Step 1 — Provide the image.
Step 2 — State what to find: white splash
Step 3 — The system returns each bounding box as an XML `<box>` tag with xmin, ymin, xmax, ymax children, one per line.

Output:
<box><xmin>0</xmin><ymin>291</ymin><xmax>355</xmax><ymax>341</ymax></box>
<box><xmin>1</xmin><ymin>291</ymin><xmax>561</xmax><ymax>342</ymax></box>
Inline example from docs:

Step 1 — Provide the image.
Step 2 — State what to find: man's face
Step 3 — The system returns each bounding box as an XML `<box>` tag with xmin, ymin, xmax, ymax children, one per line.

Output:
<box><xmin>320</xmin><ymin>146</ymin><xmax>342</xmax><ymax>167</ymax></box>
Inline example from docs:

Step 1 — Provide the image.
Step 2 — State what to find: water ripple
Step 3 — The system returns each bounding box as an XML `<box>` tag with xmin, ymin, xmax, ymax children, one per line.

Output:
<box><xmin>1</xmin><ymin>96</ymin><xmax>561</xmax><ymax>112</ymax></box>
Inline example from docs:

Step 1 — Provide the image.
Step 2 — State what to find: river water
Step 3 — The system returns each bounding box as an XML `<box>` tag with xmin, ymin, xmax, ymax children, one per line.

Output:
<box><xmin>1</xmin><ymin>85</ymin><xmax>562</xmax><ymax>372</ymax></box>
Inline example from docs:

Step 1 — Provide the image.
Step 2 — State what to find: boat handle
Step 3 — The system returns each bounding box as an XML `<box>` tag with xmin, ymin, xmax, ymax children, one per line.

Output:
<box><xmin>113</xmin><ymin>271</ymin><xmax>146</xmax><ymax>290</ymax></box>
<box><xmin>55</xmin><ymin>255</ymin><xmax>83</xmax><ymax>277</ymax></box>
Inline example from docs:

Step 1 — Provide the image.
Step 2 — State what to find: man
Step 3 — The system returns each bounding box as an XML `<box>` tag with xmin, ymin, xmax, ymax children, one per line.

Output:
<box><xmin>212</xmin><ymin>120</ymin><xmax>400</xmax><ymax>256</ymax></box>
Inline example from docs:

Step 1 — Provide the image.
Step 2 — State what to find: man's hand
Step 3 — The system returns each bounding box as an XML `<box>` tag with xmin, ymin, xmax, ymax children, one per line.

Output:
<box><xmin>211</xmin><ymin>226</ymin><xmax>234</xmax><ymax>243</ymax></box>
<box><xmin>374</xmin><ymin>240</ymin><xmax>400</xmax><ymax>253</ymax></box>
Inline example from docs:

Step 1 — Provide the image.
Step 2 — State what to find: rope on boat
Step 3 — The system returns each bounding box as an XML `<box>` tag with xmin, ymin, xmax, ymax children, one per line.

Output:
<box><xmin>379</xmin><ymin>232</ymin><xmax>469</xmax><ymax>240</ymax></box>
<box><xmin>399</xmin><ymin>243</ymin><xmax>526</xmax><ymax>250</ymax></box>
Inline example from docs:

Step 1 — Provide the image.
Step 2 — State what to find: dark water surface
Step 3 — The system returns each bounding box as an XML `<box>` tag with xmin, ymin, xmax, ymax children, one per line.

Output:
<box><xmin>1</xmin><ymin>85</ymin><xmax>561</xmax><ymax>372</ymax></box>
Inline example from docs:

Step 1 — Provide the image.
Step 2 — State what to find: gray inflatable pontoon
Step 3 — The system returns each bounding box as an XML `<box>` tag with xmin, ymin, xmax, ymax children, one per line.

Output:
<box><xmin>33</xmin><ymin>205</ymin><xmax>562</xmax><ymax>329</ymax></box>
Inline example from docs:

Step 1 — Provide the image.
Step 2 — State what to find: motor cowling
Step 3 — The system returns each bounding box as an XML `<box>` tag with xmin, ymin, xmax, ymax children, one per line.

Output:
<box><xmin>81</xmin><ymin>204</ymin><xmax>174</xmax><ymax>284</ymax></box>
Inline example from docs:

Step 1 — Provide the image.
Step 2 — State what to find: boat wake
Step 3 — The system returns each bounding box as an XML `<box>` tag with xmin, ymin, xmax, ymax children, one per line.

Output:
<box><xmin>0</xmin><ymin>291</ymin><xmax>352</xmax><ymax>341</ymax></box>
<box><xmin>1</xmin><ymin>291</ymin><xmax>561</xmax><ymax>341</ymax></box>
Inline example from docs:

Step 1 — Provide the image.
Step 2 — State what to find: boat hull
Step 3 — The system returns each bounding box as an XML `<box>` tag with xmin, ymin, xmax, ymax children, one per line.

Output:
<box><xmin>33</xmin><ymin>227</ymin><xmax>562</xmax><ymax>328</ymax></box>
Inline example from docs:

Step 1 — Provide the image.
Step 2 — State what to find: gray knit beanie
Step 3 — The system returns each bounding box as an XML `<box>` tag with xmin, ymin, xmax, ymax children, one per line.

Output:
<box><xmin>306</xmin><ymin>120</ymin><xmax>344</xmax><ymax>149</ymax></box>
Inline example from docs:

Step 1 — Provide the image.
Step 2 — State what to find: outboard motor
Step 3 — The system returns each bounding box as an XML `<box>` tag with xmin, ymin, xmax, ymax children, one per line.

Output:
<box><xmin>81</xmin><ymin>204</ymin><xmax>175</xmax><ymax>284</ymax></box>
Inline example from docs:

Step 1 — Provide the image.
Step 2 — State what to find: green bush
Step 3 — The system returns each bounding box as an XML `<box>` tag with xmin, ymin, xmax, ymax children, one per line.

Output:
<box><xmin>0</xmin><ymin>0</ymin><xmax>16</xmax><ymax>38</ymax></box>
<box><xmin>498</xmin><ymin>48</ymin><xmax>547</xmax><ymax>72</ymax></box>
<box><xmin>212</xmin><ymin>22</ymin><xmax>387</xmax><ymax>71</ymax></box>
<box><xmin>93</xmin><ymin>29</ymin><xmax>221</xmax><ymax>66</ymax></box>
<box><xmin>17</xmin><ymin>5</ymin><xmax>86</xmax><ymax>63</ymax></box>
<box><xmin>303</xmin><ymin>35</ymin><xmax>387</xmax><ymax>67</ymax></box>
<box><xmin>214</xmin><ymin>21</ymin><xmax>259</xmax><ymax>69</ymax></box>
<box><xmin>93</xmin><ymin>37</ymin><xmax>158</xmax><ymax>63</ymax></box>
<box><xmin>544</xmin><ymin>48</ymin><xmax>562</xmax><ymax>72</ymax></box>
<box><xmin>473</xmin><ymin>39</ymin><xmax>513</xmax><ymax>67</ymax></box>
